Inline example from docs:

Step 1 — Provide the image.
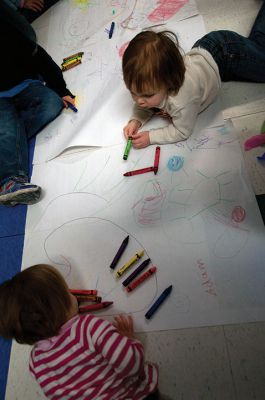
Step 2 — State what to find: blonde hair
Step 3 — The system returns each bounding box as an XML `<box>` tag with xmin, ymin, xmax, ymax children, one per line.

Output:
<box><xmin>122</xmin><ymin>30</ymin><xmax>185</xmax><ymax>95</ymax></box>
<box><xmin>0</xmin><ymin>264</ymin><xmax>72</xmax><ymax>344</ymax></box>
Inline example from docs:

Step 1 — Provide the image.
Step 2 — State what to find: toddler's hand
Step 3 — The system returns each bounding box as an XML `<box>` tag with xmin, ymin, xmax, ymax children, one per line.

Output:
<box><xmin>113</xmin><ymin>314</ymin><xmax>135</xmax><ymax>339</ymax></box>
<box><xmin>131</xmin><ymin>131</ymin><xmax>150</xmax><ymax>149</ymax></box>
<box><xmin>62</xmin><ymin>95</ymin><xmax>76</xmax><ymax>109</ymax></box>
<box><xmin>123</xmin><ymin>120</ymin><xmax>142</xmax><ymax>139</ymax></box>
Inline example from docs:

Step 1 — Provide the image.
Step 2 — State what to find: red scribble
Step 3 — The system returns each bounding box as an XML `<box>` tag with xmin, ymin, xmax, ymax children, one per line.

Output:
<box><xmin>231</xmin><ymin>206</ymin><xmax>246</xmax><ymax>223</ymax></box>
<box><xmin>148</xmin><ymin>0</ymin><xmax>188</xmax><ymax>23</ymax></box>
<box><xmin>132</xmin><ymin>182</ymin><xmax>166</xmax><ymax>225</ymax></box>
<box><xmin>118</xmin><ymin>41</ymin><xmax>130</xmax><ymax>58</ymax></box>
<box><xmin>197</xmin><ymin>259</ymin><xmax>217</xmax><ymax>296</ymax></box>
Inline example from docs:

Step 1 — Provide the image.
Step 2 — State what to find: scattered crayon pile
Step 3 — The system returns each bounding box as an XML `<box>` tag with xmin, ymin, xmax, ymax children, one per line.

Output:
<box><xmin>109</xmin><ymin>235</ymin><xmax>157</xmax><ymax>293</ymax></box>
<box><xmin>109</xmin><ymin>235</ymin><xmax>173</xmax><ymax>319</ymax></box>
<box><xmin>70</xmin><ymin>288</ymin><xmax>113</xmax><ymax>313</ymax></box>
<box><xmin>61</xmin><ymin>52</ymin><xmax>84</xmax><ymax>72</ymax></box>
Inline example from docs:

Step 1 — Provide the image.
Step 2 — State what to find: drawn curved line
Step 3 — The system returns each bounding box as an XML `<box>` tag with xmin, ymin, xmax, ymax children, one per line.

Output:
<box><xmin>26</xmin><ymin>192</ymin><xmax>109</xmax><ymax>239</ymax></box>
<box><xmin>43</xmin><ymin>216</ymin><xmax>159</xmax><ymax>315</ymax></box>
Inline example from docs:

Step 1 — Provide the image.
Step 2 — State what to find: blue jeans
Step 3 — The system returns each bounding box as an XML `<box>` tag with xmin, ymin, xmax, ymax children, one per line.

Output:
<box><xmin>0</xmin><ymin>82</ymin><xmax>63</xmax><ymax>182</ymax></box>
<box><xmin>193</xmin><ymin>1</ymin><xmax>265</xmax><ymax>82</ymax></box>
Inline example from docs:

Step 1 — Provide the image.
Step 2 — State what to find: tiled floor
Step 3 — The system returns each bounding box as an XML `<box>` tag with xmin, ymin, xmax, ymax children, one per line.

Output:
<box><xmin>4</xmin><ymin>1</ymin><xmax>265</xmax><ymax>399</ymax></box>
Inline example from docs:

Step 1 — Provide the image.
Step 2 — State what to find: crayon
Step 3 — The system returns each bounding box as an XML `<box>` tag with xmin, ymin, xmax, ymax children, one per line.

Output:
<box><xmin>123</xmin><ymin>167</ymin><xmax>154</xmax><ymax>177</ymax></box>
<box><xmin>75</xmin><ymin>295</ymin><xmax>102</xmax><ymax>303</ymax></box>
<box><xmin>61</xmin><ymin>57</ymin><xmax>82</xmax><ymax>67</ymax></box>
<box><xmin>110</xmin><ymin>235</ymin><xmax>129</xmax><ymax>270</ymax></box>
<box><xmin>122</xmin><ymin>258</ymin><xmax>151</xmax><ymax>287</ymax></box>
<box><xmin>123</xmin><ymin>137</ymin><xmax>132</xmax><ymax>160</ymax></box>
<box><xmin>126</xmin><ymin>266</ymin><xmax>157</xmax><ymax>292</ymax></box>
<box><xmin>62</xmin><ymin>60</ymin><xmax>81</xmax><ymax>71</ymax></box>
<box><xmin>145</xmin><ymin>285</ymin><xmax>172</xmax><ymax>319</ymax></box>
<box><xmin>66</xmin><ymin>101</ymin><xmax>78</xmax><ymax>113</ymax></box>
<box><xmin>63</xmin><ymin>52</ymin><xmax>84</xmax><ymax>61</ymax></box>
<box><xmin>79</xmin><ymin>301</ymin><xmax>113</xmax><ymax>313</ymax></box>
<box><xmin>116</xmin><ymin>250</ymin><xmax>144</xmax><ymax>278</ymax></box>
<box><xmin>109</xmin><ymin>21</ymin><xmax>115</xmax><ymax>39</ymax></box>
<box><xmin>153</xmin><ymin>146</ymin><xmax>160</xmax><ymax>174</ymax></box>
<box><xmin>70</xmin><ymin>289</ymin><xmax>98</xmax><ymax>295</ymax></box>
<box><xmin>61</xmin><ymin>56</ymin><xmax>82</xmax><ymax>65</ymax></box>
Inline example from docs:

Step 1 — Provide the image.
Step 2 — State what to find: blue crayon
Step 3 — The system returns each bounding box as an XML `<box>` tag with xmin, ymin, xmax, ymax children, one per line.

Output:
<box><xmin>67</xmin><ymin>101</ymin><xmax>78</xmax><ymax>113</ymax></box>
<box><xmin>145</xmin><ymin>285</ymin><xmax>173</xmax><ymax>319</ymax></box>
<box><xmin>109</xmin><ymin>21</ymin><xmax>115</xmax><ymax>39</ymax></box>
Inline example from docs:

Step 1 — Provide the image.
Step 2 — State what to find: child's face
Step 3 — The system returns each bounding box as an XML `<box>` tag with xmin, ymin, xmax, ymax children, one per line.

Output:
<box><xmin>130</xmin><ymin>87</ymin><xmax>167</xmax><ymax>109</ymax></box>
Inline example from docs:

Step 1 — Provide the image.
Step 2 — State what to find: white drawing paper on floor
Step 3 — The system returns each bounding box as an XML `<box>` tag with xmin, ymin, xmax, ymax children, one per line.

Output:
<box><xmin>23</xmin><ymin>122</ymin><xmax>265</xmax><ymax>333</ymax></box>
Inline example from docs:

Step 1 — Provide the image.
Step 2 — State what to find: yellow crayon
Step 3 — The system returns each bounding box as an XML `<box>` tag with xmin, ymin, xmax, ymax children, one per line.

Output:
<box><xmin>62</xmin><ymin>60</ymin><xmax>81</xmax><ymax>71</ymax></box>
<box><xmin>61</xmin><ymin>57</ymin><xmax>82</xmax><ymax>67</ymax></box>
<box><xmin>116</xmin><ymin>250</ymin><xmax>144</xmax><ymax>278</ymax></box>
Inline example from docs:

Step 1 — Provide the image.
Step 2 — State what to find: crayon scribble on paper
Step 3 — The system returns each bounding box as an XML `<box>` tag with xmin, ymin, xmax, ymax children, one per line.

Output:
<box><xmin>148</xmin><ymin>0</ymin><xmax>188</xmax><ymax>23</ymax></box>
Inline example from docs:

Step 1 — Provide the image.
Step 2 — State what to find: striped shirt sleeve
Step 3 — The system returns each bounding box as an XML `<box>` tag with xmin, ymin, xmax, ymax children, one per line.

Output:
<box><xmin>89</xmin><ymin>316</ymin><xmax>145</xmax><ymax>378</ymax></box>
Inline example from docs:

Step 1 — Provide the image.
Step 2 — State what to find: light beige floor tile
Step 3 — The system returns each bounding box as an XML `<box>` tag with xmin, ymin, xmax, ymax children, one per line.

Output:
<box><xmin>224</xmin><ymin>322</ymin><xmax>265</xmax><ymax>400</ymax></box>
<box><xmin>5</xmin><ymin>342</ymin><xmax>46</xmax><ymax>400</ymax></box>
<box><xmin>137</xmin><ymin>327</ymin><xmax>236</xmax><ymax>400</ymax></box>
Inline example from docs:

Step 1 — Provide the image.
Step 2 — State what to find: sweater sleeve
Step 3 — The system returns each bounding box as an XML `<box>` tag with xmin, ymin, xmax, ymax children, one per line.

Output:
<box><xmin>130</xmin><ymin>104</ymin><xmax>154</xmax><ymax>126</ymax></box>
<box><xmin>33</xmin><ymin>45</ymin><xmax>74</xmax><ymax>98</ymax></box>
<box><xmin>149</xmin><ymin>98</ymin><xmax>201</xmax><ymax>144</ymax></box>
<box><xmin>92</xmin><ymin>318</ymin><xmax>146</xmax><ymax>377</ymax></box>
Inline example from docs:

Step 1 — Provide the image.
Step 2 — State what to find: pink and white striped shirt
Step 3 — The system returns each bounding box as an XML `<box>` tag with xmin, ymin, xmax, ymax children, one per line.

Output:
<box><xmin>29</xmin><ymin>314</ymin><xmax>158</xmax><ymax>399</ymax></box>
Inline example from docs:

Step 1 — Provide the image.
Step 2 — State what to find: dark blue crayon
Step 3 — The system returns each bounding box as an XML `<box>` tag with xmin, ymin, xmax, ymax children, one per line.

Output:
<box><xmin>67</xmin><ymin>101</ymin><xmax>78</xmax><ymax>113</ymax></box>
<box><xmin>122</xmin><ymin>258</ymin><xmax>150</xmax><ymax>287</ymax></box>
<box><xmin>145</xmin><ymin>285</ymin><xmax>173</xmax><ymax>319</ymax></box>
<box><xmin>109</xmin><ymin>21</ymin><xmax>115</xmax><ymax>38</ymax></box>
<box><xmin>110</xmin><ymin>235</ymin><xmax>129</xmax><ymax>270</ymax></box>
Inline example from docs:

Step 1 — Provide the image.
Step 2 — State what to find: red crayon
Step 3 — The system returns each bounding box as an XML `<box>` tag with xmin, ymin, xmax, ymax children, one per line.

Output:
<box><xmin>124</xmin><ymin>166</ymin><xmax>154</xmax><ymax>177</ymax></box>
<box><xmin>70</xmin><ymin>289</ymin><xmax>98</xmax><ymax>295</ymax></box>
<box><xmin>75</xmin><ymin>295</ymin><xmax>102</xmax><ymax>303</ymax></box>
<box><xmin>126</xmin><ymin>266</ymin><xmax>157</xmax><ymax>292</ymax></box>
<box><xmin>153</xmin><ymin>146</ymin><xmax>160</xmax><ymax>175</ymax></box>
<box><xmin>79</xmin><ymin>301</ymin><xmax>113</xmax><ymax>313</ymax></box>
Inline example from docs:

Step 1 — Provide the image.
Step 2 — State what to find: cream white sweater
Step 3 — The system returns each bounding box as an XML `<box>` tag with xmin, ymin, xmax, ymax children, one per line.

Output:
<box><xmin>130</xmin><ymin>48</ymin><xmax>221</xmax><ymax>144</ymax></box>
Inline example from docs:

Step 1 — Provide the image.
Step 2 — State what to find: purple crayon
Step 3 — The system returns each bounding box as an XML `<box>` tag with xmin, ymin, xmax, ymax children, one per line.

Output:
<box><xmin>109</xmin><ymin>235</ymin><xmax>129</xmax><ymax>270</ymax></box>
<box><xmin>122</xmin><ymin>258</ymin><xmax>150</xmax><ymax>287</ymax></box>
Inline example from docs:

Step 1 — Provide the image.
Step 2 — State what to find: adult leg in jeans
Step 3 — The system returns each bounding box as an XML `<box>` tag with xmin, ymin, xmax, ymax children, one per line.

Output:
<box><xmin>0</xmin><ymin>98</ymin><xmax>28</xmax><ymax>182</ymax></box>
<box><xmin>0</xmin><ymin>82</ymin><xmax>63</xmax><ymax>182</ymax></box>
<box><xmin>16</xmin><ymin>82</ymin><xmax>64</xmax><ymax>142</ymax></box>
<box><xmin>192</xmin><ymin>1</ymin><xmax>265</xmax><ymax>82</ymax></box>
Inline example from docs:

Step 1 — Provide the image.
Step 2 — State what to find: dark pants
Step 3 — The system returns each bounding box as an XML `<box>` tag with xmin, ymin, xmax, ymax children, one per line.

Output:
<box><xmin>0</xmin><ymin>82</ymin><xmax>63</xmax><ymax>182</ymax></box>
<box><xmin>20</xmin><ymin>0</ymin><xmax>59</xmax><ymax>22</ymax></box>
<box><xmin>193</xmin><ymin>1</ymin><xmax>265</xmax><ymax>82</ymax></box>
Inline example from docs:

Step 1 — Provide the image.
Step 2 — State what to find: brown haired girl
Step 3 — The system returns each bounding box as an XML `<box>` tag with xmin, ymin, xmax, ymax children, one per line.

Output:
<box><xmin>0</xmin><ymin>264</ymin><xmax>160</xmax><ymax>399</ymax></box>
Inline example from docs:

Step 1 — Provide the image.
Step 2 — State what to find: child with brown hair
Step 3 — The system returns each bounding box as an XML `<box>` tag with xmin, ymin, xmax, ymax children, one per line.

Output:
<box><xmin>0</xmin><ymin>264</ymin><xmax>159</xmax><ymax>400</ymax></box>
<box><xmin>122</xmin><ymin>1</ymin><xmax>265</xmax><ymax>148</ymax></box>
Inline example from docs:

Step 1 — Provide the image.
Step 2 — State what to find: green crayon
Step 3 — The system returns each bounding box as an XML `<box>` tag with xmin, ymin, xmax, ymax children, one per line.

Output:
<box><xmin>123</xmin><ymin>137</ymin><xmax>132</xmax><ymax>160</ymax></box>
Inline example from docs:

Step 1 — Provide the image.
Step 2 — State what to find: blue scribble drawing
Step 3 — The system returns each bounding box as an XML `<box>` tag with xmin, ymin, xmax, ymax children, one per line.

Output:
<box><xmin>217</xmin><ymin>126</ymin><xmax>230</xmax><ymax>135</ymax></box>
<box><xmin>167</xmin><ymin>155</ymin><xmax>184</xmax><ymax>172</ymax></box>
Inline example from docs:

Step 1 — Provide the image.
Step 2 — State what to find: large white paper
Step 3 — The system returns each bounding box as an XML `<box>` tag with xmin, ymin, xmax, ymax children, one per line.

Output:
<box><xmin>23</xmin><ymin>121</ymin><xmax>265</xmax><ymax>332</ymax></box>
